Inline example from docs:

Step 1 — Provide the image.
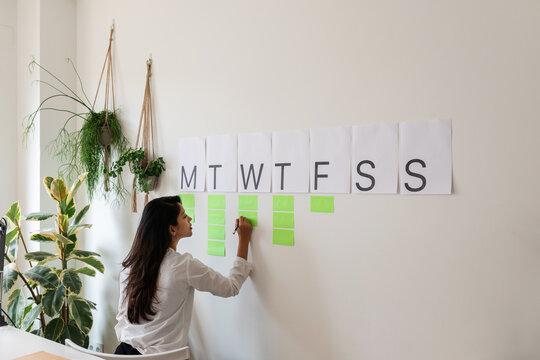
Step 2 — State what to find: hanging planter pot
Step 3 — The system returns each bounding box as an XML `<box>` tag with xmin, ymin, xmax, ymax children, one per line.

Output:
<box><xmin>145</xmin><ymin>176</ymin><xmax>158</xmax><ymax>192</ymax></box>
<box><xmin>100</xmin><ymin>126</ymin><xmax>113</xmax><ymax>146</ymax></box>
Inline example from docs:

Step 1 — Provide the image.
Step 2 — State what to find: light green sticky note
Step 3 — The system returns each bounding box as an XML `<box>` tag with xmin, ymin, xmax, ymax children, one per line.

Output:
<box><xmin>185</xmin><ymin>207</ymin><xmax>195</xmax><ymax>223</ymax></box>
<box><xmin>273</xmin><ymin>212</ymin><xmax>294</xmax><ymax>229</ymax></box>
<box><xmin>208</xmin><ymin>195</ymin><xmax>226</xmax><ymax>209</ymax></box>
<box><xmin>272</xmin><ymin>229</ymin><xmax>294</xmax><ymax>246</ymax></box>
<box><xmin>207</xmin><ymin>240</ymin><xmax>225</xmax><ymax>256</ymax></box>
<box><xmin>208</xmin><ymin>225</ymin><xmax>225</xmax><ymax>240</ymax></box>
<box><xmin>238</xmin><ymin>195</ymin><xmax>258</xmax><ymax>211</ymax></box>
<box><xmin>310</xmin><ymin>196</ymin><xmax>334</xmax><ymax>213</ymax></box>
<box><xmin>238</xmin><ymin>210</ymin><xmax>258</xmax><ymax>227</ymax></box>
<box><xmin>179</xmin><ymin>194</ymin><xmax>195</xmax><ymax>209</ymax></box>
<box><xmin>208</xmin><ymin>210</ymin><xmax>225</xmax><ymax>225</ymax></box>
<box><xmin>273</xmin><ymin>196</ymin><xmax>294</xmax><ymax>211</ymax></box>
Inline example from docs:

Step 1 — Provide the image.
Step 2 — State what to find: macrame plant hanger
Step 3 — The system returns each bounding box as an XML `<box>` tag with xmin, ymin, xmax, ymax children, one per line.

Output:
<box><xmin>93</xmin><ymin>23</ymin><xmax>116</xmax><ymax>192</ymax></box>
<box><xmin>132</xmin><ymin>58</ymin><xmax>156</xmax><ymax>212</ymax></box>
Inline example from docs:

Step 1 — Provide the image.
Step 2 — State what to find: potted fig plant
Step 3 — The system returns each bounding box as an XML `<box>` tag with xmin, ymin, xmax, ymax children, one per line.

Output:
<box><xmin>2</xmin><ymin>173</ymin><xmax>104</xmax><ymax>347</ymax></box>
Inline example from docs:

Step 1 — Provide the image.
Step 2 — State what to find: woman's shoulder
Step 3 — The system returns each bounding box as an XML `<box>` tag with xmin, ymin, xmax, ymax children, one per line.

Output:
<box><xmin>163</xmin><ymin>248</ymin><xmax>194</xmax><ymax>267</ymax></box>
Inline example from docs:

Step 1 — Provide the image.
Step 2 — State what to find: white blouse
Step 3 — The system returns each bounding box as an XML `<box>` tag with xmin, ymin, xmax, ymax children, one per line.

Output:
<box><xmin>115</xmin><ymin>248</ymin><xmax>252</xmax><ymax>354</ymax></box>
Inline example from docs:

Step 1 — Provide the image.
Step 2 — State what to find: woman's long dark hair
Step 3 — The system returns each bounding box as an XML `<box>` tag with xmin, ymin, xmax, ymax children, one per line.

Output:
<box><xmin>122</xmin><ymin>195</ymin><xmax>181</xmax><ymax>323</ymax></box>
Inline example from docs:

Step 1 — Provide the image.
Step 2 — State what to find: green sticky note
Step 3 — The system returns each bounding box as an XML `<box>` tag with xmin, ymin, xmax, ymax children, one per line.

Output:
<box><xmin>208</xmin><ymin>225</ymin><xmax>225</xmax><ymax>240</ymax></box>
<box><xmin>179</xmin><ymin>194</ymin><xmax>195</xmax><ymax>208</ymax></box>
<box><xmin>272</xmin><ymin>229</ymin><xmax>294</xmax><ymax>246</ymax></box>
<box><xmin>310</xmin><ymin>196</ymin><xmax>334</xmax><ymax>213</ymax></box>
<box><xmin>238</xmin><ymin>195</ymin><xmax>258</xmax><ymax>211</ymax></box>
<box><xmin>208</xmin><ymin>195</ymin><xmax>226</xmax><ymax>209</ymax></box>
<box><xmin>273</xmin><ymin>196</ymin><xmax>294</xmax><ymax>211</ymax></box>
<box><xmin>238</xmin><ymin>210</ymin><xmax>258</xmax><ymax>227</ymax></box>
<box><xmin>273</xmin><ymin>212</ymin><xmax>294</xmax><ymax>229</ymax></box>
<box><xmin>207</xmin><ymin>240</ymin><xmax>225</xmax><ymax>256</ymax></box>
<box><xmin>185</xmin><ymin>207</ymin><xmax>195</xmax><ymax>223</ymax></box>
<box><xmin>208</xmin><ymin>210</ymin><xmax>225</xmax><ymax>225</ymax></box>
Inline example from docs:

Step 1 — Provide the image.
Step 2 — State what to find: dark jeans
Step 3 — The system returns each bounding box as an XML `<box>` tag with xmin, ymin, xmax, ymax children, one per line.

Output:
<box><xmin>114</xmin><ymin>342</ymin><xmax>141</xmax><ymax>355</ymax></box>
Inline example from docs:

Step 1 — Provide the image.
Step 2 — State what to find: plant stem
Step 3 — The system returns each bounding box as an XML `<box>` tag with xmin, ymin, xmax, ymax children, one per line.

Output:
<box><xmin>17</xmin><ymin>271</ymin><xmax>46</xmax><ymax>329</ymax></box>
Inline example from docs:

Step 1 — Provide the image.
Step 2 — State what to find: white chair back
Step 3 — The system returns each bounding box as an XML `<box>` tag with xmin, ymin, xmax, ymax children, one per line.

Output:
<box><xmin>65</xmin><ymin>339</ymin><xmax>190</xmax><ymax>360</ymax></box>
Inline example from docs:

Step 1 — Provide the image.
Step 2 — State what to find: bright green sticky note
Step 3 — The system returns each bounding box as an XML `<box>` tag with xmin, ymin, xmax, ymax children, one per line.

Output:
<box><xmin>207</xmin><ymin>240</ymin><xmax>225</xmax><ymax>256</ymax></box>
<box><xmin>179</xmin><ymin>194</ymin><xmax>195</xmax><ymax>208</ymax></box>
<box><xmin>208</xmin><ymin>195</ymin><xmax>226</xmax><ymax>209</ymax></box>
<box><xmin>273</xmin><ymin>212</ymin><xmax>294</xmax><ymax>229</ymax></box>
<box><xmin>208</xmin><ymin>225</ymin><xmax>225</xmax><ymax>240</ymax></box>
<box><xmin>310</xmin><ymin>196</ymin><xmax>334</xmax><ymax>213</ymax></box>
<box><xmin>185</xmin><ymin>207</ymin><xmax>195</xmax><ymax>223</ymax></box>
<box><xmin>208</xmin><ymin>210</ymin><xmax>225</xmax><ymax>225</ymax></box>
<box><xmin>238</xmin><ymin>210</ymin><xmax>258</xmax><ymax>227</ymax></box>
<box><xmin>272</xmin><ymin>229</ymin><xmax>294</xmax><ymax>246</ymax></box>
<box><xmin>273</xmin><ymin>196</ymin><xmax>294</xmax><ymax>211</ymax></box>
<box><xmin>238</xmin><ymin>195</ymin><xmax>258</xmax><ymax>211</ymax></box>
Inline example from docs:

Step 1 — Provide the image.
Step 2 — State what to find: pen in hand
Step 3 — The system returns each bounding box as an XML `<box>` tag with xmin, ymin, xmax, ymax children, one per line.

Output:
<box><xmin>232</xmin><ymin>223</ymin><xmax>239</xmax><ymax>235</ymax></box>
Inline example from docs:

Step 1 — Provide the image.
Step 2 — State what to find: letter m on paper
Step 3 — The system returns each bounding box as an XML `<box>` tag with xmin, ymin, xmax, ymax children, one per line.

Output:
<box><xmin>181</xmin><ymin>166</ymin><xmax>197</xmax><ymax>189</ymax></box>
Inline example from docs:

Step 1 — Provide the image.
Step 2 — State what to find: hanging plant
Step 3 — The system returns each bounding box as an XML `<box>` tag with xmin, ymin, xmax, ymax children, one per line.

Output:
<box><xmin>24</xmin><ymin>24</ymin><xmax>129</xmax><ymax>201</ymax></box>
<box><xmin>106</xmin><ymin>147</ymin><xmax>165</xmax><ymax>196</ymax></box>
<box><xmin>105</xmin><ymin>58</ymin><xmax>166</xmax><ymax>212</ymax></box>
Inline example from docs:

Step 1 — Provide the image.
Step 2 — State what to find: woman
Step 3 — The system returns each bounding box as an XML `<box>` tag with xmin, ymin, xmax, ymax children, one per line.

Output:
<box><xmin>114</xmin><ymin>195</ymin><xmax>253</xmax><ymax>355</ymax></box>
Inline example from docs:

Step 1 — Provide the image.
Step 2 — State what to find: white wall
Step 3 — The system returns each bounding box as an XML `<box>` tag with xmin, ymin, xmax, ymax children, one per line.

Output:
<box><xmin>74</xmin><ymin>1</ymin><xmax>540</xmax><ymax>359</ymax></box>
<box><xmin>0</xmin><ymin>0</ymin><xmax>17</xmax><ymax>214</ymax></box>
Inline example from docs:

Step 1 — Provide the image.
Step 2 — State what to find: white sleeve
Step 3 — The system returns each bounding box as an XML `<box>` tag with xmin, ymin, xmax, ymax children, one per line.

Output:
<box><xmin>186</xmin><ymin>256</ymin><xmax>252</xmax><ymax>297</ymax></box>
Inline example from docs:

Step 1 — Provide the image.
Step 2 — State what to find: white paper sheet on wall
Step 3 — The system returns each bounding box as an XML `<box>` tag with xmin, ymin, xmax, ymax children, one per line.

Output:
<box><xmin>352</xmin><ymin>123</ymin><xmax>398</xmax><ymax>194</ymax></box>
<box><xmin>237</xmin><ymin>132</ymin><xmax>271</xmax><ymax>192</ymax></box>
<box><xmin>399</xmin><ymin>119</ymin><xmax>452</xmax><ymax>194</ymax></box>
<box><xmin>272</xmin><ymin>130</ymin><xmax>310</xmax><ymax>193</ymax></box>
<box><xmin>310</xmin><ymin>126</ymin><xmax>351</xmax><ymax>193</ymax></box>
<box><xmin>178</xmin><ymin>137</ymin><xmax>206</xmax><ymax>192</ymax></box>
<box><xmin>206</xmin><ymin>134</ymin><xmax>237</xmax><ymax>192</ymax></box>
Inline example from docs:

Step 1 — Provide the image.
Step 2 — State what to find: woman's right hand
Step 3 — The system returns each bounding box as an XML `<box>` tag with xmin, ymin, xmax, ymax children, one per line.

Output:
<box><xmin>235</xmin><ymin>216</ymin><xmax>253</xmax><ymax>244</ymax></box>
<box><xmin>235</xmin><ymin>217</ymin><xmax>252</xmax><ymax>260</ymax></box>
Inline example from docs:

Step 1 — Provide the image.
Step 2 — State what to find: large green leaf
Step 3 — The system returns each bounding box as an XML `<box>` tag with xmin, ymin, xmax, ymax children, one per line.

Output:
<box><xmin>7</xmin><ymin>288</ymin><xmax>25</xmax><ymax>327</ymax></box>
<box><xmin>43</xmin><ymin>176</ymin><xmax>57</xmax><ymax>201</ymax></box>
<box><xmin>60</xmin><ymin>269</ymin><xmax>82</xmax><ymax>294</ymax></box>
<box><xmin>74</xmin><ymin>267</ymin><xmax>96</xmax><ymax>277</ymax></box>
<box><xmin>73</xmin><ymin>204</ymin><xmax>90</xmax><ymax>225</ymax></box>
<box><xmin>51</xmin><ymin>178</ymin><xmax>68</xmax><ymax>202</ymax></box>
<box><xmin>73</xmin><ymin>256</ymin><xmax>104</xmax><ymax>274</ymax></box>
<box><xmin>63</xmin><ymin>235</ymin><xmax>77</xmax><ymax>258</ymax></box>
<box><xmin>59</xmin><ymin>321</ymin><xmax>85</xmax><ymax>346</ymax></box>
<box><xmin>44</xmin><ymin>317</ymin><xmax>64</xmax><ymax>341</ymax></box>
<box><xmin>69</xmin><ymin>250</ymin><xmax>100</xmax><ymax>258</ymax></box>
<box><xmin>53</xmin><ymin>232</ymin><xmax>73</xmax><ymax>246</ymax></box>
<box><xmin>42</xmin><ymin>285</ymin><xmax>65</xmax><ymax>317</ymax></box>
<box><xmin>25</xmin><ymin>212</ymin><xmax>55</xmax><ymax>221</ymax></box>
<box><xmin>67</xmin><ymin>223</ymin><xmax>92</xmax><ymax>236</ymax></box>
<box><xmin>2</xmin><ymin>263</ymin><xmax>19</xmax><ymax>293</ymax></box>
<box><xmin>5</xmin><ymin>228</ymin><xmax>18</xmax><ymax>259</ymax></box>
<box><xmin>24</xmin><ymin>251</ymin><xmax>58</xmax><ymax>262</ymax></box>
<box><xmin>68</xmin><ymin>294</ymin><xmax>93</xmax><ymax>334</ymax></box>
<box><xmin>21</xmin><ymin>303</ymin><xmax>42</xmax><ymax>331</ymax></box>
<box><xmin>58</xmin><ymin>215</ymin><xmax>69</xmax><ymax>234</ymax></box>
<box><xmin>64</xmin><ymin>198</ymin><xmax>76</xmax><ymax>219</ymax></box>
<box><xmin>24</xmin><ymin>265</ymin><xmax>59</xmax><ymax>290</ymax></box>
<box><xmin>66</xmin><ymin>173</ymin><xmax>88</xmax><ymax>209</ymax></box>
<box><xmin>30</xmin><ymin>233</ymin><xmax>56</xmax><ymax>243</ymax></box>
<box><xmin>5</xmin><ymin>227</ymin><xmax>18</xmax><ymax>247</ymax></box>
<box><xmin>5</xmin><ymin>202</ymin><xmax>21</xmax><ymax>226</ymax></box>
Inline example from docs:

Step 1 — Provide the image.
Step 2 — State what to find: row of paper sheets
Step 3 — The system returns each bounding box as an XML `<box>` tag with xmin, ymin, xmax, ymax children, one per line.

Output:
<box><xmin>178</xmin><ymin>119</ymin><xmax>452</xmax><ymax>194</ymax></box>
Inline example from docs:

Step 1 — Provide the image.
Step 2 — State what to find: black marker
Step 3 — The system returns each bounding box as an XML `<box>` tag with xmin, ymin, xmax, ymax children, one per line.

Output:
<box><xmin>232</xmin><ymin>223</ymin><xmax>239</xmax><ymax>235</ymax></box>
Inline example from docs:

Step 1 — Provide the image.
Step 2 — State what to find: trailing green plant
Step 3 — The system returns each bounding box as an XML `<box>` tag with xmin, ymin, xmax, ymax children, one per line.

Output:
<box><xmin>24</xmin><ymin>59</ymin><xmax>129</xmax><ymax>201</ymax></box>
<box><xmin>2</xmin><ymin>173</ymin><xmax>104</xmax><ymax>347</ymax></box>
<box><xmin>106</xmin><ymin>148</ymin><xmax>166</xmax><ymax>193</ymax></box>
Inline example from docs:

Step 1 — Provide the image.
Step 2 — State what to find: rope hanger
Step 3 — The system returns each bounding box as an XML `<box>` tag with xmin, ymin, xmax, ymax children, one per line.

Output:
<box><xmin>94</xmin><ymin>23</ymin><xmax>116</xmax><ymax>192</ymax></box>
<box><xmin>132</xmin><ymin>57</ymin><xmax>156</xmax><ymax>212</ymax></box>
